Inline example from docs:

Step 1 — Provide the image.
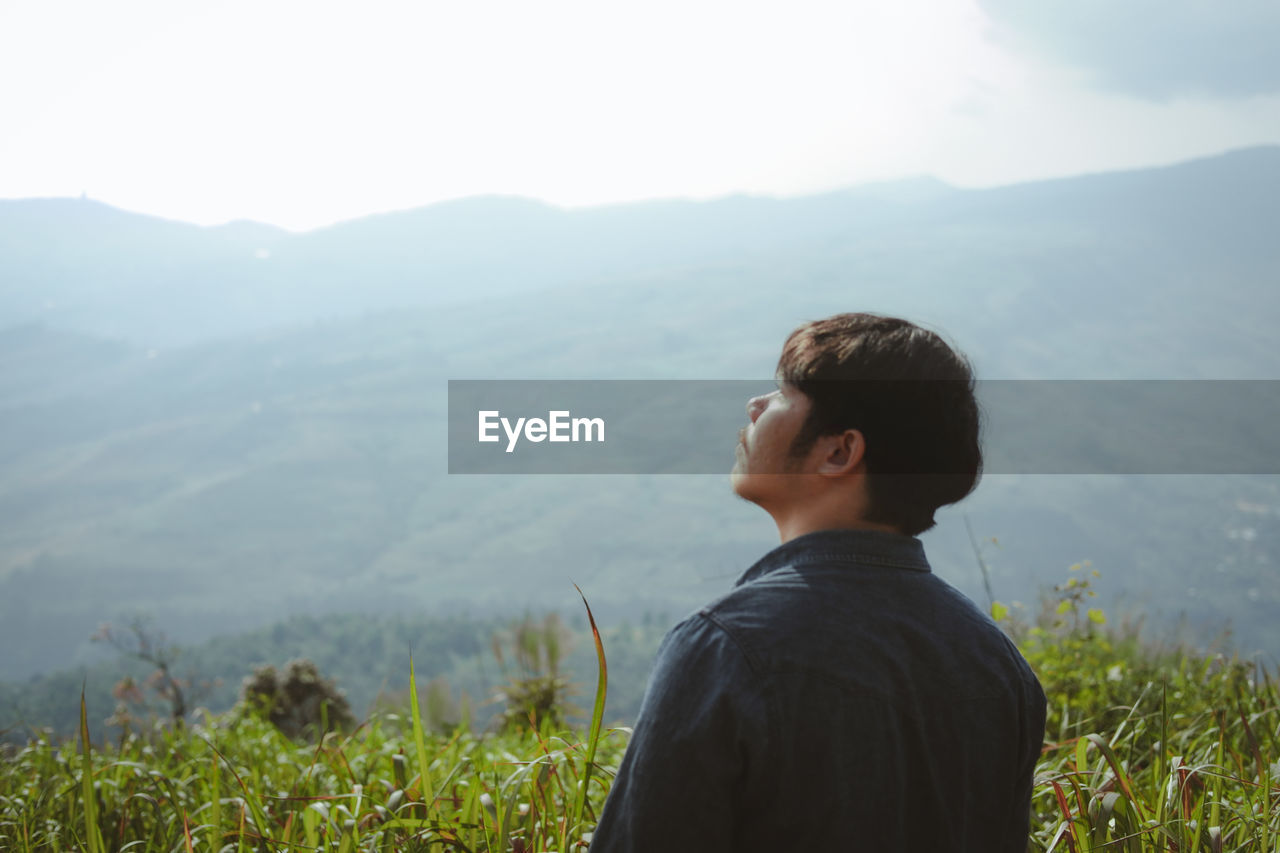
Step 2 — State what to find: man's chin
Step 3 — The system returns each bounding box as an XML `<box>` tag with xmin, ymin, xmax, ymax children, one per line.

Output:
<box><xmin>729</xmin><ymin>470</ymin><xmax>762</xmax><ymax>505</ymax></box>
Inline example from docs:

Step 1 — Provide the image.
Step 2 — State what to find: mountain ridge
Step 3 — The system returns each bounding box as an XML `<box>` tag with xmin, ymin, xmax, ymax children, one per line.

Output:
<box><xmin>5</xmin><ymin>144</ymin><xmax>1276</xmax><ymax>233</ymax></box>
<box><xmin>1</xmin><ymin>145</ymin><xmax>1277</xmax><ymax>681</ymax></box>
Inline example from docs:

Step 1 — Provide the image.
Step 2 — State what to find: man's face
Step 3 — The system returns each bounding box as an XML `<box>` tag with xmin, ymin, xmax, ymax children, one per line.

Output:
<box><xmin>730</xmin><ymin>381</ymin><xmax>818</xmax><ymax>509</ymax></box>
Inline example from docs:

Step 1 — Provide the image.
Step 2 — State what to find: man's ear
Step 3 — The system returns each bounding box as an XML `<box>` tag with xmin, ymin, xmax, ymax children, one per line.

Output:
<box><xmin>817</xmin><ymin>429</ymin><xmax>867</xmax><ymax>477</ymax></box>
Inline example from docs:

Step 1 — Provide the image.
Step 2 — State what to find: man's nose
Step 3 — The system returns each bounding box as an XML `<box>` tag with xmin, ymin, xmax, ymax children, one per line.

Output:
<box><xmin>746</xmin><ymin>394</ymin><xmax>767</xmax><ymax>422</ymax></box>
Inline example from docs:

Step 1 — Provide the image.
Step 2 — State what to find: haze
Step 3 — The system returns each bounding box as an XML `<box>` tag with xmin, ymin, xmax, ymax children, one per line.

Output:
<box><xmin>3</xmin><ymin>0</ymin><xmax>1279</xmax><ymax>230</ymax></box>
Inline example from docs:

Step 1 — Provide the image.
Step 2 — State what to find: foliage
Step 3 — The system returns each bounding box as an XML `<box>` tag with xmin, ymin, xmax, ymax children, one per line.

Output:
<box><xmin>1002</xmin><ymin>562</ymin><xmax>1142</xmax><ymax>739</ymax></box>
<box><xmin>490</xmin><ymin>613</ymin><xmax>577</xmax><ymax>734</ymax></box>
<box><xmin>90</xmin><ymin>618</ymin><xmax>212</xmax><ymax>730</ymax></box>
<box><xmin>994</xmin><ymin>566</ymin><xmax>1280</xmax><ymax>851</ymax></box>
<box><xmin>1</xmin><ymin>610</ymin><xmax>670</xmax><ymax>745</ymax></box>
<box><xmin>0</xmin><ymin>594</ymin><xmax>617</xmax><ymax>852</ymax></box>
<box><xmin>371</xmin><ymin>675</ymin><xmax>474</xmax><ymax>736</ymax></box>
<box><xmin>5</xmin><ymin>571</ymin><xmax>1279</xmax><ymax>851</ymax></box>
<box><xmin>0</xmin><ymin>710</ymin><xmax>628</xmax><ymax>852</ymax></box>
<box><xmin>236</xmin><ymin>658</ymin><xmax>356</xmax><ymax>742</ymax></box>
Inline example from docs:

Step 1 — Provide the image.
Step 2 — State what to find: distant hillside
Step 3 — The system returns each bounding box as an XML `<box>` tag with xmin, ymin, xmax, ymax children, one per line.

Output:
<box><xmin>0</xmin><ymin>608</ymin><xmax>669</xmax><ymax>742</ymax></box>
<box><xmin>4</xmin><ymin>146</ymin><xmax>1276</xmax><ymax>358</ymax></box>
<box><xmin>2</xmin><ymin>147</ymin><xmax>1279</xmax><ymax>681</ymax></box>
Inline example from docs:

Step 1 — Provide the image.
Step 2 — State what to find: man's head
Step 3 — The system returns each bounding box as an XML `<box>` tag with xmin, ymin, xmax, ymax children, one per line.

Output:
<box><xmin>731</xmin><ymin>313</ymin><xmax>981</xmax><ymax>537</ymax></box>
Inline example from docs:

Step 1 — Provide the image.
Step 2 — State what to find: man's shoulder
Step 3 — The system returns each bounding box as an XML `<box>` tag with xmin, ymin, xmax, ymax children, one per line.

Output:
<box><xmin>686</xmin><ymin>544</ymin><xmax>1040</xmax><ymax>703</ymax></box>
<box><xmin>703</xmin><ymin>535</ymin><xmax>988</xmax><ymax>632</ymax></box>
<box><xmin>658</xmin><ymin>606</ymin><xmax>752</xmax><ymax>666</ymax></box>
<box><xmin>697</xmin><ymin>544</ymin><xmax>952</xmax><ymax>632</ymax></box>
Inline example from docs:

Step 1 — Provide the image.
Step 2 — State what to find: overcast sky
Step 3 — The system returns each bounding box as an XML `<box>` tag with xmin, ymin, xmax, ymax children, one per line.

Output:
<box><xmin>2</xmin><ymin>0</ymin><xmax>1278</xmax><ymax>231</ymax></box>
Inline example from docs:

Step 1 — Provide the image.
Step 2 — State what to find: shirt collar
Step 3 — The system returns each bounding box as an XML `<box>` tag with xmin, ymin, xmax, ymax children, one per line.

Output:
<box><xmin>735</xmin><ymin>528</ymin><xmax>931</xmax><ymax>587</ymax></box>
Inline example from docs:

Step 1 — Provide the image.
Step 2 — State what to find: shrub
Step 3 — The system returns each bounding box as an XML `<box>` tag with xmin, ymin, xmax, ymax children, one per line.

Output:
<box><xmin>237</xmin><ymin>658</ymin><xmax>355</xmax><ymax>741</ymax></box>
<box><xmin>491</xmin><ymin>613</ymin><xmax>576</xmax><ymax>732</ymax></box>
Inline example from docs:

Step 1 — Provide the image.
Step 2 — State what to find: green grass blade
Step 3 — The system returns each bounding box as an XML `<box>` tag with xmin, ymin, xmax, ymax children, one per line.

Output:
<box><xmin>408</xmin><ymin>651</ymin><xmax>437</xmax><ymax>817</ymax></box>
<box><xmin>79</xmin><ymin>686</ymin><xmax>104</xmax><ymax>853</ymax></box>
<box><xmin>1210</xmin><ymin>720</ymin><xmax>1224</xmax><ymax>833</ymax></box>
<box><xmin>569</xmin><ymin>583</ymin><xmax>608</xmax><ymax>842</ymax></box>
<box><xmin>1085</xmin><ymin>734</ymin><xmax>1144</xmax><ymax>821</ymax></box>
<box><xmin>208</xmin><ymin>753</ymin><xmax>222</xmax><ymax>852</ymax></box>
<box><xmin>203</xmin><ymin>738</ymin><xmax>276</xmax><ymax>850</ymax></box>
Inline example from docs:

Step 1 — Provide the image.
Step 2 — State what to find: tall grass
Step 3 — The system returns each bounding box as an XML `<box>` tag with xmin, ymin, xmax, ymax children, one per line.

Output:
<box><xmin>2</xmin><ymin>711</ymin><xmax>630</xmax><ymax>851</ymax></box>
<box><xmin>4</xmin><ymin>577</ymin><xmax>1279</xmax><ymax>851</ymax></box>
<box><xmin>1030</xmin><ymin>669</ymin><xmax>1280</xmax><ymax>852</ymax></box>
<box><xmin>2</xmin><ymin>592</ymin><xmax>619</xmax><ymax>852</ymax></box>
<box><xmin>1012</xmin><ymin>566</ymin><xmax>1280</xmax><ymax>851</ymax></box>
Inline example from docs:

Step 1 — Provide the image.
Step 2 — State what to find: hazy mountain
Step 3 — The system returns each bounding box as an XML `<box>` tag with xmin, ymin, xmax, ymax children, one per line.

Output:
<box><xmin>1</xmin><ymin>147</ymin><xmax>1278</xmax><ymax>682</ymax></box>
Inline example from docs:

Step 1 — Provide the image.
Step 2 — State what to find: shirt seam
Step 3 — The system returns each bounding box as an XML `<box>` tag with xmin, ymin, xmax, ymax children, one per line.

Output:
<box><xmin>696</xmin><ymin>609</ymin><xmax>784</xmax><ymax>801</ymax></box>
<box><xmin>793</xmin><ymin>550</ymin><xmax>929</xmax><ymax>570</ymax></box>
<box><xmin>698</xmin><ymin>609</ymin><xmax>765</xmax><ymax>676</ymax></box>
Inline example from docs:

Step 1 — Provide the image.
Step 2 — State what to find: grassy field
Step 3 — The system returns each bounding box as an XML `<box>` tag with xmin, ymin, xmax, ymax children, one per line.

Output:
<box><xmin>3</xmin><ymin>574</ymin><xmax>1279</xmax><ymax>852</ymax></box>
<box><xmin>1015</xmin><ymin>569</ymin><xmax>1280</xmax><ymax>852</ymax></box>
<box><xmin>1</xmin><ymin>697</ymin><xmax>627</xmax><ymax>851</ymax></box>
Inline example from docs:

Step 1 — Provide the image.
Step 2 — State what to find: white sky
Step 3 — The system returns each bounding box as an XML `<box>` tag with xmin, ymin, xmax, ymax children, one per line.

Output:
<box><xmin>2</xmin><ymin>0</ymin><xmax>1279</xmax><ymax>231</ymax></box>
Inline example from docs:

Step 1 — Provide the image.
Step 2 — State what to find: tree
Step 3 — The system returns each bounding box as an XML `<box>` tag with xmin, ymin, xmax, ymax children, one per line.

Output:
<box><xmin>92</xmin><ymin>617</ymin><xmax>196</xmax><ymax>728</ymax></box>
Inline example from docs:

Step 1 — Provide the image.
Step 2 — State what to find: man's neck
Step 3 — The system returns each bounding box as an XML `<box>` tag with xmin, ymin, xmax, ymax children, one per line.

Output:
<box><xmin>772</xmin><ymin>514</ymin><xmax>904</xmax><ymax>544</ymax></box>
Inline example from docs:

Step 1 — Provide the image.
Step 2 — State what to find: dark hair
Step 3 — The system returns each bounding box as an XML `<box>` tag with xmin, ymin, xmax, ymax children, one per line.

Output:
<box><xmin>777</xmin><ymin>313</ymin><xmax>981</xmax><ymax>536</ymax></box>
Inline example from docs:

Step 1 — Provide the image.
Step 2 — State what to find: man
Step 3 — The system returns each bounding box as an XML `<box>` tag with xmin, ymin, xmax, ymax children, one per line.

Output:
<box><xmin>590</xmin><ymin>313</ymin><xmax>1046</xmax><ymax>851</ymax></box>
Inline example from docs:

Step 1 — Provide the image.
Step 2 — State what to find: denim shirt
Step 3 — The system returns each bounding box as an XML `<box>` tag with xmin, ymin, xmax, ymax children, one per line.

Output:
<box><xmin>590</xmin><ymin>528</ymin><xmax>1047</xmax><ymax>852</ymax></box>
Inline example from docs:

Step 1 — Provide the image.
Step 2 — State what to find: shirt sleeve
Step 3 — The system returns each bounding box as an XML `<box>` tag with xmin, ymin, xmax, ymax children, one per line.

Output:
<box><xmin>1009</xmin><ymin>675</ymin><xmax>1049</xmax><ymax>850</ymax></box>
<box><xmin>589</xmin><ymin>613</ymin><xmax>770</xmax><ymax>853</ymax></box>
